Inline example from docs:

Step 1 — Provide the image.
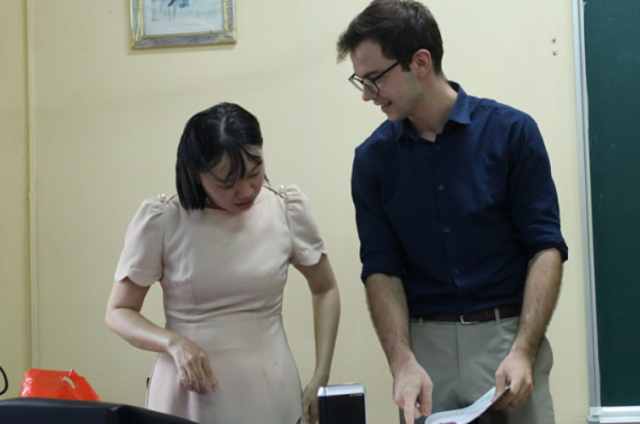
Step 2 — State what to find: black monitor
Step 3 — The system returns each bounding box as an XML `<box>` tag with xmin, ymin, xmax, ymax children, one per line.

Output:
<box><xmin>0</xmin><ymin>398</ymin><xmax>197</xmax><ymax>424</ymax></box>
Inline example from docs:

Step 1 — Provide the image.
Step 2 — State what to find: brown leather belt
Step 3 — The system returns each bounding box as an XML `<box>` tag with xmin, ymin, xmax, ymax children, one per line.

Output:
<box><xmin>415</xmin><ymin>305</ymin><xmax>521</xmax><ymax>324</ymax></box>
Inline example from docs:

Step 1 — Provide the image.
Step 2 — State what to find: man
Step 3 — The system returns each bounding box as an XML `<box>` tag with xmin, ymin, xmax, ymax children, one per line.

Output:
<box><xmin>337</xmin><ymin>1</ymin><xmax>568</xmax><ymax>423</ymax></box>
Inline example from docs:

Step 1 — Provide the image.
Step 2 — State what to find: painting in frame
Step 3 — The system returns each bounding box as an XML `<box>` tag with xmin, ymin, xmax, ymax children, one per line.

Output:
<box><xmin>130</xmin><ymin>0</ymin><xmax>236</xmax><ymax>49</ymax></box>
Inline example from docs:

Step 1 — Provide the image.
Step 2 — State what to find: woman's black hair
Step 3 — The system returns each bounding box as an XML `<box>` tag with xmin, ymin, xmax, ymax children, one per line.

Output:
<box><xmin>176</xmin><ymin>102</ymin><xmax>264</xmax><ymax>211</ymax></box>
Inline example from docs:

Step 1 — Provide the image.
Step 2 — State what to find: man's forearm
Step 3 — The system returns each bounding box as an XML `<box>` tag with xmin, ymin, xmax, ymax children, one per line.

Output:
<box><xmin>365</xmin><ymin>273</ymin><xmax>415</xmax><ymax>373</ymax></box>
<box><xmin>511</xmin><ymin>248</ymin><xmax>563</xmax><ymax>360</ymax></box>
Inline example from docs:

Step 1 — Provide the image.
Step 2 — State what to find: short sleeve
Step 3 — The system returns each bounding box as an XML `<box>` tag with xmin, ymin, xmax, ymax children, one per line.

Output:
<box><xmin>114</xmin><ymin>198</ymin><xmax>165</xmax><ymax>287</ymax></box>
<box><xmin>284</xmin><ymin>185</ymin><xmax>326</xmax><ymax>266</ymax></box>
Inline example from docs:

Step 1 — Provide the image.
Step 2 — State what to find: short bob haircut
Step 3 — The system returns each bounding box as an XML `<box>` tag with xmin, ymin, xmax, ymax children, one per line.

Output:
<box><xmin>176</xmin><ymin>102</ymin><xmax>264</xmax><ymax>211</ymax></box>
<box><xmin>336</xmin><ymin>0</ymin><xmax>444</xmax><ymax>75</ymax></box>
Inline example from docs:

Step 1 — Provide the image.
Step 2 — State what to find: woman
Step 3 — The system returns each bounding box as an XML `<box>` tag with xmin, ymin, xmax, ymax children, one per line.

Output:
<box><xmin>106</xmin><ymin>102</ymin><xmax>341</xmax><ymax>424</ymax></box>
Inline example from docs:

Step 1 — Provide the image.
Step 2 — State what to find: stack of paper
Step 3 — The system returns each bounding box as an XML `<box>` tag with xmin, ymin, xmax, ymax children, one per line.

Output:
<box><xmin>424</xmin><ymin>386</ymin><xmax>509</xmax><ymax>424</ymax></box>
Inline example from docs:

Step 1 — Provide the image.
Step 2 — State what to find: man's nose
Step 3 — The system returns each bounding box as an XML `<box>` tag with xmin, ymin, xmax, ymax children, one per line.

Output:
<box><xmin>362</xmin><ymin>86</ymin><xmax>377</xmax><ymax>102</ymax></box>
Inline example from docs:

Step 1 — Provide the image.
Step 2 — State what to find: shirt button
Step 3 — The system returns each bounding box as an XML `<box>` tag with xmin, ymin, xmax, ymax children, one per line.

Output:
<box><xmin>438</xmin><ymin>185</ymin><xmax>445</xmax><ymax>191</ymax></box>
<box><xmin>435</xmin><ymin>145</ymin><xmax>442</xmax><ymax>150</ymax></box>
<box><xmin>453</xmin><ymin>269</ymin><xmax>460</xmax><ymax>275</ymax></box>
<box><xmin>444</xmin><ymin>227</ymin><xmax>450</xmax><ymax>233</ymax></box>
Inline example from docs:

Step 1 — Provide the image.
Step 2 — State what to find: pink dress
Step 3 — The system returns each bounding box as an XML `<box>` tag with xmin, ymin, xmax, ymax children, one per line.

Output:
<box><xmin>114</xmin><ymin>185</ymin><xmax>326</xmax><ymax>424</ymax></box>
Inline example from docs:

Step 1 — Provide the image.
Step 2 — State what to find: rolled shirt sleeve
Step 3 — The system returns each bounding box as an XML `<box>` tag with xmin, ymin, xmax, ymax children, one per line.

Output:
<box><xmin>352</xmin><ymin>150</ymin><xmax>406</xmax><ymax>283</ymax></box>
<box><xmin>507</xmin><ymin>114</ymin><xmax>568</xmax><ymax>261</ymax></box>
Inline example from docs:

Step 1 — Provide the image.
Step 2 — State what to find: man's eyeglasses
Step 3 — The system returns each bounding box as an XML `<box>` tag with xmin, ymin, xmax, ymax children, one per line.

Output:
<box><xmin>348</xmin><ymin>61</ymin><xmax>401</xmax><ymax>94</ymax></box>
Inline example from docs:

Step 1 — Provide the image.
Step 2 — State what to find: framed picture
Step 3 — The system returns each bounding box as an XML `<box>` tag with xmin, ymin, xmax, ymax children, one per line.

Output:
<box><xmin>130</xmin><ymin>0</ymin><xmax>237</xmax><ymax>49</ymax></box>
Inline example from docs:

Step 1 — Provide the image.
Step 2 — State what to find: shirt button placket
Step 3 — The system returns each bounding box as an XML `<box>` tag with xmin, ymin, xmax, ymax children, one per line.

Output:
<box><xmin>438</xmin><ymin>183</ymin><xmax>456</xmax><ymax>276</ymax></box>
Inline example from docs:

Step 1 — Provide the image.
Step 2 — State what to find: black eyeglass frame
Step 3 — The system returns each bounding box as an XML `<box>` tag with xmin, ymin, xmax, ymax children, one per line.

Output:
<box><xmin>348</xmin><ymin>60</ymin><xmax>401</xmax><ymax>94</ymax></box>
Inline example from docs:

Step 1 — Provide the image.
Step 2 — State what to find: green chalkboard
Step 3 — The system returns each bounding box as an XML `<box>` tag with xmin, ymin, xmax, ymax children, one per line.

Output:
<box><xmin>585</xmin><ymin>0</ymin><xmax>640</xmax><ymax>407</ymax></box>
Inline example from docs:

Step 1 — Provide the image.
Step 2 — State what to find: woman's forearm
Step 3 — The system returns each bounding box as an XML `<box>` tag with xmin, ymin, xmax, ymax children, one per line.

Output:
<box><xmin>106</xmin><ymin>306</ymin><xmax>181</xmax><ymax>353</ymax></box>
<box><xmin>105</xmin><ymin>279</ymin><xmax>184</xmax><ymax>354</ymax></box>
<box><xmin>310</xmin><ymin>285</ymin><xmax>341</xmax><ymax>382</ymax></box>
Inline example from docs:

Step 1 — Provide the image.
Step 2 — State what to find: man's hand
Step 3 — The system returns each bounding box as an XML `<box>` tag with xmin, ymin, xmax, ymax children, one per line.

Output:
<box><xmin>493</xmin><ymin>248</ymin><xmax>563</xmax><ymax>410</ymax></box>
<box><xmin>492</xmin><ymin>349</ymin><xmax>534</xmax><ymax>409</ymax></box>
<box><xmin>393</xmin><ymin>358</ymin><xmax>434</xmax><ymax>423</ymax></box>
<box><xmin>364</xmin><ymin>274</ymin><xmax>432</xmax><ymax>423</ymax></box>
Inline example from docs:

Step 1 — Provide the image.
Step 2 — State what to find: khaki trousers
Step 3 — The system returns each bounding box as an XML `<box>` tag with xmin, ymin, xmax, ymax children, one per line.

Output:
<box><xmin>403</xmin><ymin>316</ymin><xmax>554</xmax><ymax>424</ymax></box>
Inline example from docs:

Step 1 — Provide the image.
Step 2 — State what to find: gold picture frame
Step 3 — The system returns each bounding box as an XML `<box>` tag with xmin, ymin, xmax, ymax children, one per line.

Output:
<box><xmin>130</xmin><ymin>0</ymin><xmax>236</xmax><ymax>49</ymax></box>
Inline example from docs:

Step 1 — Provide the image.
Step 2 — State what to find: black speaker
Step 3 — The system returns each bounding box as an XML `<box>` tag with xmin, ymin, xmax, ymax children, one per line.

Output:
<box><xmin>317</xmin><ymin>383</ymin><xmax>367</xmax><ymax>424</ymax></box>
<box><xmin>0</xmin><ymin>397</ymin><xmax>198</xmax><ymax>424</ymax></box>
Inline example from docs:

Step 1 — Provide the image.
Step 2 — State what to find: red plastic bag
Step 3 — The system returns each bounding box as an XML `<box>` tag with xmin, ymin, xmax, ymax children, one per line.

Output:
<box><xmin>19</xmin><ymin>369</ymin><xmax>100</xmax><ymax>401</ymax></box>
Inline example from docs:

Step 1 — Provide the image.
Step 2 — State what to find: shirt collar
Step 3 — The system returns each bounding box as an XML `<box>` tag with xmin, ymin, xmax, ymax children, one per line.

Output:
<box><xmin>391</xmin><ymin>81</ymin><xmax>471</xmax><ymax>143</ymax></box>
<box><xmin>447</xmin><ymin>81</ymin><xmax>471</xmax><ymax>125</ymax></box>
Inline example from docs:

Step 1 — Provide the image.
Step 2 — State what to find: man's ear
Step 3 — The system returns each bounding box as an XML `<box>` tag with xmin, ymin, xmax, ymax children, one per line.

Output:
<box><xmin>412</xmin><ymin>49</ymin><xmax>432</xmax><ymax>77</ymax></box>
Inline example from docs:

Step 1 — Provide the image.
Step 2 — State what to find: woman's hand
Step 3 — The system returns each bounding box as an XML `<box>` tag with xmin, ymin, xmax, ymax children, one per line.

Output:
<box><xmin>167</xmin><ymin>334</ymin><xmax>218</xmax><ymax>395</ymax></box>
<box><xmin>106</xmin><ymin>279</ymin><xmax>217</xmax><ymax>395</ymax></box>
<box><xmin>294</xmin><ymin>255</ymin><xmax>341</xmax><ymax>424</ymax></box>
<box><xmin>107</xmin><ymin>279</ymin><xmax>218</xmax><ymax>395</ymax></box>
<box><xmin>301</xmin><ymin>376</ymin><xmax>324</xmax><ymax>424</ymax></box>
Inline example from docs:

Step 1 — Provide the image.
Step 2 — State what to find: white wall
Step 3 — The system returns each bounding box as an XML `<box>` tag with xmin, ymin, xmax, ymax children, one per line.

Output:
<box><xmin>3</xmin><ymin>1</ymin><xmax>588</xmax><ymax>423</ymax></box>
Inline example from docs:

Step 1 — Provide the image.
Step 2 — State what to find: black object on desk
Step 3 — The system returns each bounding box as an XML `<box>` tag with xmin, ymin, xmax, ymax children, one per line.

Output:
<box><xmin>318</xmin><ymin>383</ymin><xmax>367</xmax><ymax>424</ymax></box>
<box><xmin>0</xmin><ymin>397</ymin><xmax>198</xmax><ymax>424</ymax></box>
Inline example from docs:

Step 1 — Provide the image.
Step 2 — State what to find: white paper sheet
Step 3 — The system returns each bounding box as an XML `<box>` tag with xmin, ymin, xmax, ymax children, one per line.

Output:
<box><xmin>424</xmin><ymin>386</ymin><xmax>509</xmax><ymax>424</ymax></box>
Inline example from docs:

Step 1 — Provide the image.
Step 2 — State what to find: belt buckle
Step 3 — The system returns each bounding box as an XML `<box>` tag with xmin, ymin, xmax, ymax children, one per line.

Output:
<box><xmin>460</xmin><ymin>314</ymin><xmax>479</xmax><ymax>325</ymax></box>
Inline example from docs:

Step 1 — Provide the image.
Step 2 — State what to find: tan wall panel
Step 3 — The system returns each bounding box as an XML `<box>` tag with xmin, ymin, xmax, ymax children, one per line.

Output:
<box><xmin>0</xmin><ymin>0</ymin><xmax>31</xmax><ymax>399</ymax></box>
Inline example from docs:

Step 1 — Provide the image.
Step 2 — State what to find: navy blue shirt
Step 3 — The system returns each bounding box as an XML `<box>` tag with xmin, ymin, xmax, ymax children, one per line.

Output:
<box><xmin>351</xmin><ymin>83</ymin><xmax>568</xmax><ymax>317</ymax></box>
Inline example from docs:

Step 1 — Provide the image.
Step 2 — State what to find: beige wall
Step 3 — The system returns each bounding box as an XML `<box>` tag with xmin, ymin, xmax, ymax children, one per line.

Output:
<box><xmin>0</xmin><ymin>0</ymin><xmax>31</xmax><ymax>399</ymax></box>
<box><xmin>3</xmin><ymin>0</ymin><xmax>588</xmax><ymax>422</ymax></box>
